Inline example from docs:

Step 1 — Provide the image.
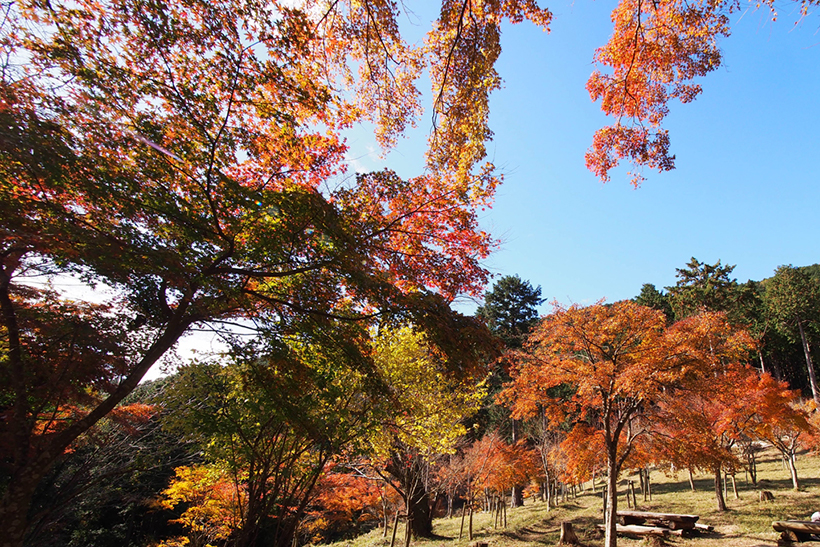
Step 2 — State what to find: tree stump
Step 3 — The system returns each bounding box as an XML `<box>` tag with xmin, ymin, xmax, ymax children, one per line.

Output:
<box><xmin>559</xmin><ymin>522</ymin><xmax>579</xmax><ymax>545</ymax></box>
<box><xmin>760</xmin><ymin>490</ymin><xmax>775</xmax><ymax>502</ymax></box>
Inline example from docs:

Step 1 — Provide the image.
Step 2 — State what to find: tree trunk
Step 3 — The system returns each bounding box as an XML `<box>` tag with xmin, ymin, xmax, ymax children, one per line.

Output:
<box><xmin>382</xmin><ymin>486</ymin><xmax>389</xmax><ymax>536</ymax></box>
<box><xmin>788</xmin><ymin>451</ymin><xmax>800</xmax><ymax>491</ymax></box>
<box><xmin>559</xmin><ymin>522</ymin><xmax>579</xmax><ymax>545</ymax></box>
<box><xmin>510</xmin><ymin>418</ymin><xmax>524</xmax><ymax>507</ymax></box>
<box><xmin>798</xmin><ymin>319</ymin><xmax>820</xmax><ymax>405</ymax></box>
<box><xmin>604</xmin><ymin>466</ymin><xmax>618</xmax><ymax>547</ymax></box>
<box><xmin>688</xmin><ymin>468</ymin><xmax>695</xmax><ymax>491</ymax></box>
<box><xmin>0</xmin><ymin>453</ymin><xmax>56</xmax><ymax>547</ymax></box>
<box><xmin>407</xmin><ymin>488</ymin><xmax>433</xmax><ymax>538</ymax></box>
<box><xmin>404</xmin><ymin>513</ymin><xmax>411</xmax><ymax>547</ymax></box>
<box><xmin>714</xmin><ymin>466</ymin><xmax>727</xmax><ymax>511</ymax></box>
<box><xmin>390</xmin><ymin>512</ymin><xmax>400</xmax><ymax>547</ymax></box>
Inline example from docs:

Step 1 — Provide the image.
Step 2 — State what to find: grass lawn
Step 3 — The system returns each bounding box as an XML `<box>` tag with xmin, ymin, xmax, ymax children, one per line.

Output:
<box><xmin>331</xmin><ymin>447</ymin><xmax>820</xmax><ymax>547</ymax></box>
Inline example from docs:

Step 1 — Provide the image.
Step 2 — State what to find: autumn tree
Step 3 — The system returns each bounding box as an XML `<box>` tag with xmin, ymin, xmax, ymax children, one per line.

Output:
<box><xmin>368</xmin><ymin>325</ymin><xmax>488</xmax><ymax>539</ymax></box>
<box><xmin>0</xmin><ymin>0</ymin><xmax>555</xmax><ymax>542</ymax></box>
<box><xmin>481</xmin><ymin>438</ymin><xmax>542</xmax><ymax>510</ymax></box>
<box><xmin>157</xmin><ymin>322</ymin><xmax>378</xmax><ymax>547</ymax></box>
<box><xmin>501</xmin><ymin>302</ymin><xmax>673</xmax><ymax>547</ymax></box>
<box><xmin>501</xmin><ymin>302</ymin><xmax>752</xmax><ymax>547</ymax></box>
<box><xmin>158</xmin><ymin>464</ymin><xmax>244</xmax><ymax>547</ymax></box>
<box><xmin>746</xmin><ymin>376</ymin><xmax>813</xmax><ymax>490</ymax></box>
<box><xmin>585</xmin><ymin>0</ymin><xmax>819</xmax><ymax>184</ymax></box>
<box><xmin>523</xmin><ymin>407</ymin><xmax>568</xmax><ymax>508</ymax></box>
<box><xmin>549</xmin><ymin>423</ymin><xmax>606</xmax><ymax>491</ymax></box>
<box><xmin>764</xmin><ymin>265</ymin><xmax>820</xmax><ymax>404</ymax></box>
<box><xmin>303</xmin><ymin>464</ymin><xmax>385</xmax><ymax>543</ymax></box>
<box><xmin>653</xmin><ymin>364</ymin><xmax>760</xmax><ymax>511</ymax></box>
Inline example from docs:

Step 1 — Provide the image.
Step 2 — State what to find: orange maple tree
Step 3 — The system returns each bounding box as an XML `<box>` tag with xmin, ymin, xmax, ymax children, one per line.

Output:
<box><xmin>304</xmin><ymin>464</ymin><xmax>387</xmax><ymax>543</ymax></box>
<box><xmin>586</xmin><ymin>0</ymin><xmax>816</xmax><ymax>185</ymax></box>
<box><xmin>745</xmin><ymin>375</ymin><xmax>814</xmax><ymax>491</ymax></box>
<box><xmin>652</xmin><ymin>364</ymin><xmax>757</xmax><ymax>511</ymax></box>
<box><xmin>501</xmin><ymin>302</ymin><xmax>752</xmax><ymax>547</ymax></box>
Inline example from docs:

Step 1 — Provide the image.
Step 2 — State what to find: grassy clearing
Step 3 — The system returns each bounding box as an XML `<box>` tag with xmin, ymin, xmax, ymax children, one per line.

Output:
<box><xmin>331</xmin><ymin>447</ymin><xmax>820</xmax><ymax>547</ymax></box>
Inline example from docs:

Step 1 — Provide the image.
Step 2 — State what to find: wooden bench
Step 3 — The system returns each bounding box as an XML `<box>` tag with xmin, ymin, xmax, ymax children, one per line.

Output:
<box><xmin>772</xmin><ymin>521</ymin><xmax>820</xmax><ymax>543</ymax></box>
<box><xmin>597</xmin><ymin>524</ymin><xmax>671</xmax><ymax>539</ymax></box>
<box><xmin>617</xmin><ymin>510</ymin><xmax>700</xmax><ymax>530</ymax></box>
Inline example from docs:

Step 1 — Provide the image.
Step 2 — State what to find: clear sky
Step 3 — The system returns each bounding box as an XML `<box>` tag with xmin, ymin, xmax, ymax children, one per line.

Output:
<box><xmin>344</xmin><ymin>1</ymin><xmax>820</xmax><ymax>316</ymax></box>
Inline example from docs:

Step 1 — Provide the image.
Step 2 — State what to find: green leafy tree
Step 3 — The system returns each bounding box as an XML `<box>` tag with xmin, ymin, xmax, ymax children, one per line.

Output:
<box><xmin>633</xmin><ymin>283</ymin><xmax>673</xmax><ymax>323</ymax></box>
<box><xmin>667</xmin><ymin>258</ymin><xmax>739</xmax><ymax>320</ymax></box>
<box><xmin>368</xmin><ymin>326</ymin><xmax>488</xmax><ymax>538</ymax></box>
<box><xmin>764</xmin><ymin>265</ymin><xmax>820</xmax><ymax>404</ymax></box>
<box><xmin>159</xmin><ymin>325</ymin><xmax>375</xmax><ymax>547</ymax></box>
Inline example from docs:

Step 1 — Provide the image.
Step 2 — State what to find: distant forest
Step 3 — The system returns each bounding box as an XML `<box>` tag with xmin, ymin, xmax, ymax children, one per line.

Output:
<box><xmin>632</xmin><ymin>259</ymin><xmax>820</xmax><ymax>398</ymax></box>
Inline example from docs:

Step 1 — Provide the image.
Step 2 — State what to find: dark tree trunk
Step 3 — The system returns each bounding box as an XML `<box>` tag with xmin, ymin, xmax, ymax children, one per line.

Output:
<box><xmin>0</xmin><ymin>451</ymin><xmax>58</xmax><ymax>547</ymax></box>
<box><xmin>407</xmin><ymin>485</ymin><xmax>433</xmax><ymax>538</ymax></box>
<box><xmin>714</xmin><ymin>466</ymin><xmax>727</xmax><ymax>511</ymax></box>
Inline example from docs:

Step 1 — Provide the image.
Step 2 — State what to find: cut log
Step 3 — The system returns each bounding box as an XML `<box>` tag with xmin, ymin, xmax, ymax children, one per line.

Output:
<box><xmin>779</xmin><ymin>529</ymin><xmax>802</xmax><ymax>544</ymax></box>
<box><xmin>559</xmin><ymin>522</ymin><xmax>579</xmax><ymax>545</ymax></box>
<box><xmin>773</xmin><ymin>521</ymin><xmax>820</xmax><ymax>534</ymax></box>
<box><xmin>694</xmin><ymin>523</ymin><xmax>714</xmax><ymax>533</ymax></box>
<box><xmin>773</xmin><ymin>521</ymin><xmax>820</xmax><ymax>543</ymax></box>
<box><xmin>597</xmin><ymin>524</ymin><xmax>670</xmax><ymax>538</ymax></box>
<box><xmin>617</xmin><ymin>510</ymin><xmax>699</xmax><ymax>530</ymax></box>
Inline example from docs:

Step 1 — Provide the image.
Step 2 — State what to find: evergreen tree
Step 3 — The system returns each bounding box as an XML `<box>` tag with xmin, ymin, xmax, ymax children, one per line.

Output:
<box><xmin>476</xmin><ymin>275</ymin><xmax>544</xmax><ymax>349</ymax></box>
<box><xmin>666</xmin><ymin>257</ymin><xmax>738</xmax><ymax>320</ymax></box>
<box><xmin>475</xmin><ymin>275</ymin><xmax>544</xmax><ymax>507</ymax></box>
<box><xmin>764</xmin><ymin>265</ymin><xmax>820</xmax><ymax>404</ymax></box>
<box><xmin>633</xmin><ymin>283</ymin><xmax>674</xmax><ymax>323</ymax></box>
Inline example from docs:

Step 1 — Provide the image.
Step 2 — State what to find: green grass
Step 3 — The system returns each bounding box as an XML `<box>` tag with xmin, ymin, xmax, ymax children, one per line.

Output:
<box><xmin>329</xmin><ymin>447</ymin><xmax>820</xmax><ymax>547</ymax></box>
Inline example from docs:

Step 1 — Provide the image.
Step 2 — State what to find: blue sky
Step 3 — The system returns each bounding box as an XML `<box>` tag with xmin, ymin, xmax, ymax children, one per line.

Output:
<box><xmin>344</xmin><ymin>1</ymin><xmax>820</xmax><ymax>315</ymax></box>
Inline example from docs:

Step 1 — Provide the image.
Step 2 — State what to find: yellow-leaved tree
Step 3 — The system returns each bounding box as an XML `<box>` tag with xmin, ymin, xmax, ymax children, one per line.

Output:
<box><xmin>158</xmin><ymin>464</ymin><xmax>243</xmax><ymax>547</ymax></box>
<box><xmin>368</xmin><ymin>326</ymin><xmax>488</xmax><ymax>538</ymax></box>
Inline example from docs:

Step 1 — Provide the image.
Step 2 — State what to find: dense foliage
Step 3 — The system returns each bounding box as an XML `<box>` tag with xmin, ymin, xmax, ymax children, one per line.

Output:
<box><xmin>3</xmin><ymin>0</ymin><xmax>819</xmax><ymax>541</ymax></box>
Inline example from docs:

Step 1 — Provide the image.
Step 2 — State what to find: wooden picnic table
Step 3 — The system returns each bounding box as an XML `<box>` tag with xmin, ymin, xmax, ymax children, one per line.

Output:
<box><xmin>772</xmin><ymin>521</ymin><xmax>820</xmax><ymax>543</ymax></box>
<box><xmin>617</xmin><ymin>510</ymin><xmax>700</xmax><ymax>530</ymax></box>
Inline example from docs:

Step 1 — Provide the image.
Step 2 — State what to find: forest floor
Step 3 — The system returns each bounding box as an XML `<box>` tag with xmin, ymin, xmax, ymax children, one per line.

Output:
<box><xmin>333</xmin><ymin>447</ymin><xmax>820</xmax><ymax>547</ymax></box>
